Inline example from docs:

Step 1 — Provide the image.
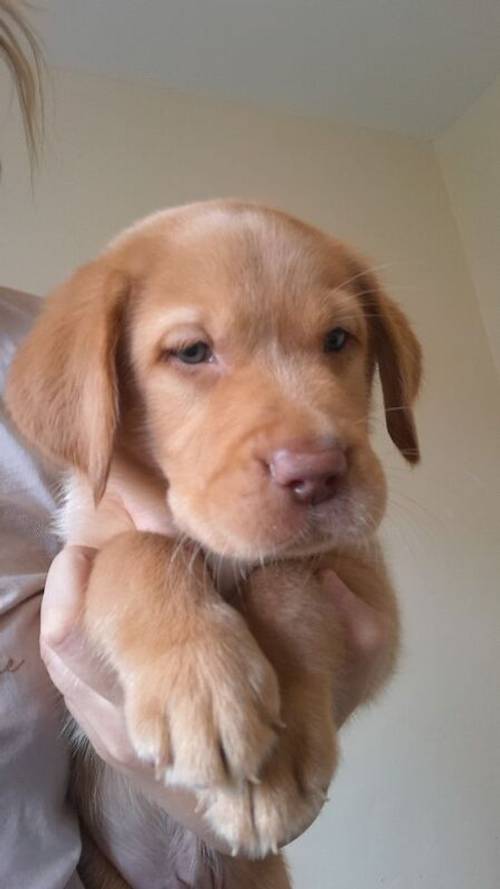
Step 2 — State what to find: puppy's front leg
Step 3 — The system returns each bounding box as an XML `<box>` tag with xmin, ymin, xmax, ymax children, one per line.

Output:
<box><xmin>218</xmin><ymin>852</ymin><xmax>291</xmax><ymax>889</ymax></box>
<box><xmin>83</xmin><ymin>531</ymin><xmax>281</xmax><ymax>791</ymax></box>
<box><xmin>203</xmin><ymin>550</ymin><xmax>399</xmax><ymax>859</ymax></box>
<box><xmin>202</xmin><ymin>561</ymin><xmax>341</xmax><ymax>857</ymax></box>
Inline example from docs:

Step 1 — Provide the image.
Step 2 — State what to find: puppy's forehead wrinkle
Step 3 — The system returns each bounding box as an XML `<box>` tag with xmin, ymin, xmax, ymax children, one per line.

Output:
<box><xmin>239</xmin><ymin>219</ymin><xmax>330</xmax><ymax>297</ymax></box>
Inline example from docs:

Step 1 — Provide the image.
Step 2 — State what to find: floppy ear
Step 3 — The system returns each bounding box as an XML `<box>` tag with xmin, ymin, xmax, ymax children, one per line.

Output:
<box><xmin>5</xmin><ymin>261</ymin><xmax>128</xmax><ymax>500</ymax></box>
<box><xmin>347</xmin><ymin>260</ymin><xmax>422</xmax><ymax>463</ymax></box>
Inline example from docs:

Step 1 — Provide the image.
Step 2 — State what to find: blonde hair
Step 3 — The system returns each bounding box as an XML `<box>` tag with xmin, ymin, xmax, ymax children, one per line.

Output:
<box><xmin>0</xmin><ymin>0</ymin><xmax>44</xmax><ymax>167</ymax></box>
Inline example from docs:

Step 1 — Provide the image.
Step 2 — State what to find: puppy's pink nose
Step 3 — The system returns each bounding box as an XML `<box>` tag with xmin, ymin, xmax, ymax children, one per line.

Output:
<box><xmin>268</xmin><ymin>443</ymin><xmax>347</xmax><ymax>505</ymax></box>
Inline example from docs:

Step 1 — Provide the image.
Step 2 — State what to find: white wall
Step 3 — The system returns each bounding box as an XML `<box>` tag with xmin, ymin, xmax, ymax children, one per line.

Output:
<box><xmin>1</xmin><ymin>68</ymin><xmax>500</xmax><ymax>889</ymax></box>
<box><xmin>436</xmin><ymin>74</ymin><xmax>500</xmax><ymax>378</ymax></box>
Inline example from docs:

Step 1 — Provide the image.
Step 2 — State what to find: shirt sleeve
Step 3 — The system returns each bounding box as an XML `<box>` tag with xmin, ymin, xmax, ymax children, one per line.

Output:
<box><xmin>0</xmin><ymin>287</ymin><xmax>84</xmax><ymax>889</ymax></box>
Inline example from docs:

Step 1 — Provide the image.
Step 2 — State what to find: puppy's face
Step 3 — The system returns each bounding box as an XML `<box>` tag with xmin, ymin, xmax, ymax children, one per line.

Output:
<box><xmin>129</xmin><ymin>209</ymin><xmax>387</xmax><ymax>560</ymax></box>
<box><xmin>6</xmin><ymin>202</ymin><xmax>422</xmax><ymax>563</ymax></box>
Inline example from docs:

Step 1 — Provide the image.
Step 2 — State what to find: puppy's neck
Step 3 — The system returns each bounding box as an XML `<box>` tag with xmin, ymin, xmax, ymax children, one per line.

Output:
<box><xmin>61</xmin><ymin>451</ymin><xmax>175</xmax><ymax>548</ymax></box>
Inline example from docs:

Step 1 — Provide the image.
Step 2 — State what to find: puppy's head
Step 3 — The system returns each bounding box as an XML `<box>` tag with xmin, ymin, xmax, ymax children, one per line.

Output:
<box><xmin>6</xmin><ymin>201</ymin><xmax>421</xmax><ymax>562</ymax></box>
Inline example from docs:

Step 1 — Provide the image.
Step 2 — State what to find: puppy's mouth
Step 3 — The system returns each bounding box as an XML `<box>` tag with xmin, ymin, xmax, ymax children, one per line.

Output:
<box><xmin>167</xmin><ymin>471</ymin><xmax>384</xmax><ymax>564</ymax></box>
<box><xmin>261</xmin><ymin>481</ymin><xmax>380</xmax><ymax>557</ymax></box>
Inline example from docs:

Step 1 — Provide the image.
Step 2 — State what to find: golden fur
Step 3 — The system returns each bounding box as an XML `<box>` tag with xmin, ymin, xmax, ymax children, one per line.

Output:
<box><xmin>6</xmin><ymin>200</ymin><xmax>421</xmax><ymax>887</ymax></box>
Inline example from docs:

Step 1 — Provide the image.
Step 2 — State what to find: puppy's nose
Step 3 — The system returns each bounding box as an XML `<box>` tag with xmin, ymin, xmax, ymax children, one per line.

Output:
<box><xmin>267</xmin><ymin>443</ymin><xmax>347</xmax><ymax>505</ymax></box>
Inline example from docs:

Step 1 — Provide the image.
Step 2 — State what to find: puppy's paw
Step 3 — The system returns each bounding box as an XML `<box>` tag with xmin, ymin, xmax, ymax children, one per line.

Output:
<box><xmin>121</xmin><ymin>603</ymin><xmax>281</xmax><ymax>789</ymax></box>
<box><xmin>201</xmin><ymin>706</ymin><xmax>337</xmax><ymax>857</ymax></box>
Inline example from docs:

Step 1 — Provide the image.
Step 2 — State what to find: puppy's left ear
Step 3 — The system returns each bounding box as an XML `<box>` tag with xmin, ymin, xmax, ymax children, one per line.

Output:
<box><xmin>348</xmin><ymin>260</ymin><xmax>422</xmax><ymax>463</ymax></box>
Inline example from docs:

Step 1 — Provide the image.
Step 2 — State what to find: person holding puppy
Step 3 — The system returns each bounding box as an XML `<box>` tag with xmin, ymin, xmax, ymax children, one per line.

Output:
<box><xmin>0</xmin><ymin>4</ymin><xmax>392</xmax><ymax>887</ymax></box>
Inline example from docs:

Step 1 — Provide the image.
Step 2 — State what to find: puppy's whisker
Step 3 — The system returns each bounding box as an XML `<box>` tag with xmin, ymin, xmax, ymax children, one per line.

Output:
<box><xmin>335</xmin><ymin>260</ymin><xmax>406</xmax><ymax>292</ymax></box>
<box><xmin>169</xmin><ymin>531</ymin><xmax>190</xmax><ymax>570</ymax></box>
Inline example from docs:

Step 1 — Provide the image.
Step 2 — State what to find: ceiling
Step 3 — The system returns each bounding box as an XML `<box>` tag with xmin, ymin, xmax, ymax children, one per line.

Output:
<box><xmin>35</xmin><ymin>0</ymin><xmax>500</xmax><ymax>138</ymax></box>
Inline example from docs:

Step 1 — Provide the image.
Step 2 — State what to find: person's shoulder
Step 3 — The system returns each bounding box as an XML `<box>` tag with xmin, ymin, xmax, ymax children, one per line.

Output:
<box><xmin>0</xmin><ymin>286</ymin><xmax>42</xmax><ymax>383</ymax></box>
<box><xmin>0</xmin><ymin>286</ymin><xmax>41</xmax><ymax>341</ymax></box>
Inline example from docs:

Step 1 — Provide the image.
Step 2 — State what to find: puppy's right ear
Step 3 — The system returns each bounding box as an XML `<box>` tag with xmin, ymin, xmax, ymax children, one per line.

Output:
<box><xmin>5</xmin><ymin>261</ymin><xmax>129</xmax><ymax>501</ymax></box>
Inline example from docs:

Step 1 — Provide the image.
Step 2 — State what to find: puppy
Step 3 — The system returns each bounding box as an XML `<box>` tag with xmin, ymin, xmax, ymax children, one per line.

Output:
<box><xmin>6</xmin><ymin>200</ymin><xmax>421</xmax><ymax>888</ymax></box>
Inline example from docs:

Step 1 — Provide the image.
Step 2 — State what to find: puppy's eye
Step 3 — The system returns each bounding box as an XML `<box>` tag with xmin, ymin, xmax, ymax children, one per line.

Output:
<box><xmin>324</xmin><ymin>327</ymin><xmax>350</xmax><ymax>353</ymax></box>
<box><xmin>175</xmin><ymin>341</ymin><xmax>213</xmax><ymax>364</ymax></box>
